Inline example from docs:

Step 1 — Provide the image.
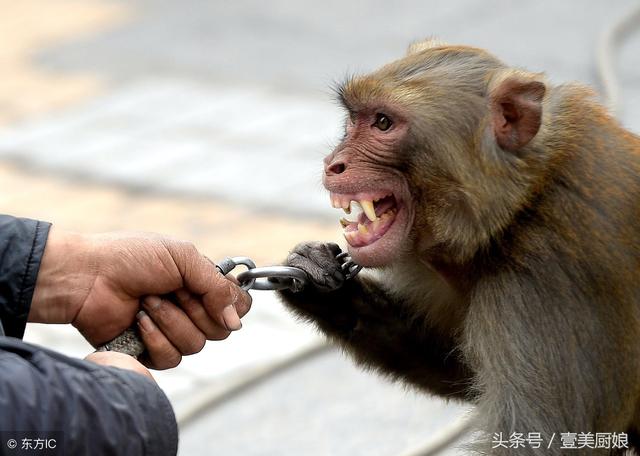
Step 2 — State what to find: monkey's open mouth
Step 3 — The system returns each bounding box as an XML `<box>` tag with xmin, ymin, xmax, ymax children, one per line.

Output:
<box><xmin>330</xmin><ymin>192</ymin><xmax>398</xmax><ymax>247</ymax></box>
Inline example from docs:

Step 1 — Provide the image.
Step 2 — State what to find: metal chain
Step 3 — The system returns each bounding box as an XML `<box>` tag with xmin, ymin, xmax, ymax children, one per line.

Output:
<box><xmin>97</xmin><ymin>251</ymin><xmax>362</xmax><ymax>357</ymax></box>
<box><xmin>229</xmin><ymin>251</ymin><xmax>362</xmax><ymax>292</ymax></box>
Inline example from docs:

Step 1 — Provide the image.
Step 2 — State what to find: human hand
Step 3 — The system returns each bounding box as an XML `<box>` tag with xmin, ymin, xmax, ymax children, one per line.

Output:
<box><xmin>30</xmin><ymin>228</ymin><xmax>252</xmax><ymax>369</ymax></box>
<box><xmin>85</xmin><ymin>351</ymin><xmax>155</xmax><ymax>381</ymax></box>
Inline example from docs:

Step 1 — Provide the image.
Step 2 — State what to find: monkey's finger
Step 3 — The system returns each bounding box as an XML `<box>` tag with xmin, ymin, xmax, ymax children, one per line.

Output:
<box><xmin>142</xmin><ymin>295</ymin><xmax>206</xmax><ymax>356</ymax></box>
<box><xmin>174</xmin><ymin>288</ymin><xmax>232</xmax><ymax>340</ymax></box>
<box><xmin>136</xmin><ymin>309</ymin><xmax>183</xmax><ymax>370</ymax></box>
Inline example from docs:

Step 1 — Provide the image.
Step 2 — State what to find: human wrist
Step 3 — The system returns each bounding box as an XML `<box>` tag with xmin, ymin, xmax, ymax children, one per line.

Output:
<box><xmin>29</xmin><ymin>227</ymin><xmax>96</xmax><ymax>324</ymax></box>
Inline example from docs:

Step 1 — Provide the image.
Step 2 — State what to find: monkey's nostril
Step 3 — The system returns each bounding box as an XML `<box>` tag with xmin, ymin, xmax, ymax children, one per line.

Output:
<box><xmin>327</xmin><ymin>162</ymin><xmax>346</xmax><ymax>175</ymax></box>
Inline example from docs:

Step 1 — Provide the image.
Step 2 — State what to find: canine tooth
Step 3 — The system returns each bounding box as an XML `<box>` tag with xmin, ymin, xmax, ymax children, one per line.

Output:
<box><xmin>360</xmin><ymin>200</ymin><xmax>377</xmax><ymax>222</ymax></box>
<box><xmin>358</xmin><ymin>223</ymin><xmax>368</xmax><ymax>234</ymax></box>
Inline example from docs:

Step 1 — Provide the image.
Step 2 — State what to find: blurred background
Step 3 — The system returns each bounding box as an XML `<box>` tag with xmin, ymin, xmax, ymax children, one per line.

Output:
<box><xmin>0</xmin><ymin>1</ymin><xmax>638</xmax><ymax>455</ymax></box>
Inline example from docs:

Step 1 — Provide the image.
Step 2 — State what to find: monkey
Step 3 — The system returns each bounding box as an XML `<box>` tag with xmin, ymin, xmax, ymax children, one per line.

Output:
<box><xmin>277</xmin><ymin>39</ymin><xmax>640</xmax><ymax>455</ymax></box>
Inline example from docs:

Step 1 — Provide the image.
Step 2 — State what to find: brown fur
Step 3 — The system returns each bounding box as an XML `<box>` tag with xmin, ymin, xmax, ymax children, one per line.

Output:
<box><xmin>279</xmin><ymin>41</ymin><xmax>640</xmax><ymax>455</ymax></box>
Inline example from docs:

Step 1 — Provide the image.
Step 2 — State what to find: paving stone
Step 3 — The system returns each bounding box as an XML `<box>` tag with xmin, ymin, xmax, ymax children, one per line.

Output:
<box><xmin>0</xmin><ymin>79</ymin><xmax>340</xmax><ymax>217</ymax></box>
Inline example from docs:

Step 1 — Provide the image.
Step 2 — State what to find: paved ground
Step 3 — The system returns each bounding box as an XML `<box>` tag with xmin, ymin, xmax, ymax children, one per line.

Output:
<box><xmin>0</xmin><ymin>1</ymin><xmax>639</xmax><ymax>455</ymax></box>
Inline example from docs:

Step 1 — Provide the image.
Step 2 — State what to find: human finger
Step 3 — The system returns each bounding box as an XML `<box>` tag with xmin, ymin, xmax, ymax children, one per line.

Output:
<box><xmin>174</xmin><ymin>288</ymin><xmax>231</xmax><ymax>340</ymax></box>
<box><xmin>142</xmin><ymin>296</ymin><xmax>206</xmax><ymax>355</ymax></box>
<box><xmin>136</xmin><ymin>308</ymin><xmax>182</xmax><ymax>370</ymax></box>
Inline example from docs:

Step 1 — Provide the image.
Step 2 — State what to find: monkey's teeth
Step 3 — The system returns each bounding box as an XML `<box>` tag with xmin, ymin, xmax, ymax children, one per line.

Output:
<box><xmin>360</xmin><ymin>200</ymin><xmax>377</xmax><ymax>222</ymax></box>
<box><xmin>380</xmin><ymin>209</ymin><xmax>394</xmax><ymax>219</ymax></box>
<box><xmin>340</xmin><ymin>218</ymin><xmax>350</xmax><ymax>228</ymax></box>
<box><xmin>358</xmin><ymin>223</ymin><xmax>368</xmax><ymax>234</ymax></box>
<box><xmin>340</xmin><ymin>201</ymin><xmax>361</xmax><ymax>222</ymax></box>
<box><xmin>371</xmin><ymin>218</ymin><xmax>381</xmax><ymax>231</ymax></box>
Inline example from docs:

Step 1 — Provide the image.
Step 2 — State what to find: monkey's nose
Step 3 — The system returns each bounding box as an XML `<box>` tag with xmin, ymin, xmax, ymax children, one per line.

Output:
<box><xmin>325</xmin><ymin>161</ymin><xmax>346</xmax><ymax>175</ymax></box>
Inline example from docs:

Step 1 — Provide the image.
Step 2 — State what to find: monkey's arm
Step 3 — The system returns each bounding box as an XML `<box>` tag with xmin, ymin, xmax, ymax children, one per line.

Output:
<box><xmin>278</xmin><ymin>242</ymin><xmax>473</xmax><ymax>400</ymax></box>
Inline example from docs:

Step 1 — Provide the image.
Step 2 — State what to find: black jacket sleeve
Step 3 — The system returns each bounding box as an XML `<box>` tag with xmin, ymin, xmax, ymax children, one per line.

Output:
<box><xmin>0</xmin><ymin>337</ymin><xmax>178</xmax><ymax>455</ymax></box>
<box><xmin>0</xmin><ymin>215</ymin><xmax>50</xmax><ymax>338</ymax></box>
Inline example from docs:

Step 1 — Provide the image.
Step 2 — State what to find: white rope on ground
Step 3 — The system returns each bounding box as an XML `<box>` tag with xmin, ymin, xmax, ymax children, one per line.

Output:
<box><xmin>596</xmin><ymin>3</ymin><xmax>640</xmax><ymax>117</ymax></box>
<box><xmin>175</xmin><ymin>341</ymin><xmax>331</xmax><ymax>429</ymax></box>
<box><xmin>175</xmin><ymin>334</ymin><xmax>476</xmax><ymax>455</ymax></box>
<box><xmin>397</xmin><ymin>413</ymin><xmax>476</xmax><ymax>456</ymax></box>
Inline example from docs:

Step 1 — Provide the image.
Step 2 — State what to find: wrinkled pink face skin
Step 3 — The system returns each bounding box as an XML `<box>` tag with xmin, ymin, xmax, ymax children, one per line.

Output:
<box><xmin>323</xmin><ymin>104</ymin><xmax>415</xmax><ymax>267</ymax></box>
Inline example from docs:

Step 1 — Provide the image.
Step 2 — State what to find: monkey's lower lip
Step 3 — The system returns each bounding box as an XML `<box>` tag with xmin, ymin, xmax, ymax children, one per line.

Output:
<box><xmin>343</xmin><ymin>208</ymin><xmax>397</xmax><ymax>247</ymax></box>
<box><xmin>331</xmin><ymin>193</ymin><xmax>399</xmax><ymax>248</ymax></box>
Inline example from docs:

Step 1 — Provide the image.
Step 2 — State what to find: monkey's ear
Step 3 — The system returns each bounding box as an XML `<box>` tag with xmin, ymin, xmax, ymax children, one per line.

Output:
<box><xmin>490</xmin><ymin>74</ymin><xmax>546</xmax><ymax>151</ymax></box>
<box><xmin>407</xmin><ymin>38</ymin><xmax>447</xmax><ymax>55</ymax></box>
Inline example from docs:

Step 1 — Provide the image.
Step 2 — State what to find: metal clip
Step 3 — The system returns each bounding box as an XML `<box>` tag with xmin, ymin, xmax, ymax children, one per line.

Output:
<box><xmin>222</xmin><ymin>251</ymin><xmax>362</xmax><ymax>293</ymax></box>
<box><xmin>216</xmin><ymin>257</ymin><xmax>257</xmax><ymax>291</ymax></box>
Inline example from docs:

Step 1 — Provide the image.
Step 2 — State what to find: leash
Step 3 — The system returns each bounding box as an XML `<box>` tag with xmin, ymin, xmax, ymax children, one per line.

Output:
<box><xmin>96</xmin><ymin>252</ymin><xmax>362</xmax><ymax>357</ymax></box>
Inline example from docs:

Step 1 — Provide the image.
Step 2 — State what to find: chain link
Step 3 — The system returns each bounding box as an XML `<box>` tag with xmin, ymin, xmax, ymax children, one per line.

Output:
<box><xmin>218</xmin><ymin>252</ymin><xmax>362</xmax><ymax>292</ymax></box>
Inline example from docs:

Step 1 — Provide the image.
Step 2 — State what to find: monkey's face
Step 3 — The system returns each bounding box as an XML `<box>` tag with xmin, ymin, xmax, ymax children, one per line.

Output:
<box><xmin>324</xmin><ymin>102</ymin><xmax>415</xmax><ymax>267</ymax></box>
<box><xmin>325</xmin><ymin>42</ymin><xmax>547</xmax><ymax>266</ymax></box>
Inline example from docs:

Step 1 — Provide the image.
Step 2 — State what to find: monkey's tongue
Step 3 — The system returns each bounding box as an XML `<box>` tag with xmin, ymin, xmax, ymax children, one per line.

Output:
<box><xmin>342</xmin><ymin>208</ymin><xmax>397</xmax><ymax>248</ymax></box>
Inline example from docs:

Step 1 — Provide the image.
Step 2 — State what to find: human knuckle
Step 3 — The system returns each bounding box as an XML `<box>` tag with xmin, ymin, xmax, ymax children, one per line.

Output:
<box><xmin>147</xmin><ymin>305</ymin><xmax>170</xmax><ymax>324</ymax></box>
<box><xmin>237</xmin><ymin>293</ymin><xmax>252</xmax><ymax>315</ymax></box>
<box><xmin>219</xmin><ymin>282</ymin><xmax>235</xmax><ymax>303</ymax></box>
<box><xmin>181</xmin><ymin>241</ymin><xmax>198</xmax><ymax>256</ymax></box>
<box><xmin>144</xmin><ymin>334</ymin><xmax>165</xmax><ymax>353</ymax></box>
<box><xmin>185</xmin><ymin>335</ymin><xmax>206</xmax><ymax>355</ymax></box>
<box><xmin>175</xmin><ymin>288</ymin><xmax>191</xmax><ymax>302</ymax></box>
<box><xmin>163</xmin><ymin>351</ymin><xmax>182</xmax><ymax>368</ymax></box>
<box><xmin>210</xmin><ymin>329</ymin><xmax>231</xmax><ymax>341</ymax></box>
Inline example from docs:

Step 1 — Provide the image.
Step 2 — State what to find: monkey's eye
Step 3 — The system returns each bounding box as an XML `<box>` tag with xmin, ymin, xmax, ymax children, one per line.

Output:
<box><xmin>373</xmin><ymin>113</ymin><xmax>392</xmax><ymax>131</ymax></box>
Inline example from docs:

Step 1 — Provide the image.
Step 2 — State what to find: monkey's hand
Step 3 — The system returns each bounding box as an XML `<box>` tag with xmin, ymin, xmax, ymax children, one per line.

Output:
<box><xmin>279</xmin><ymin>241</ymin><xmax>358</xmax><ymax>332</ymax></box>
<box><xmin>286</xmin><ymin>241</ymin><xmax>346</xmax><ymax>292</ymax></box>
<box><xmin>279</xmin><ymin>242</ymin><xmax>473</xmax><ymax>398</ymax></box>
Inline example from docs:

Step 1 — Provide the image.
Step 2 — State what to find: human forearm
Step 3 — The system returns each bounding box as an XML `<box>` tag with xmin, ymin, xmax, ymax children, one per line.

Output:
<box><xmin>29</xmin><ymin>227</ymin><xmax>96</xmax><ymax>324</ymax></box>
